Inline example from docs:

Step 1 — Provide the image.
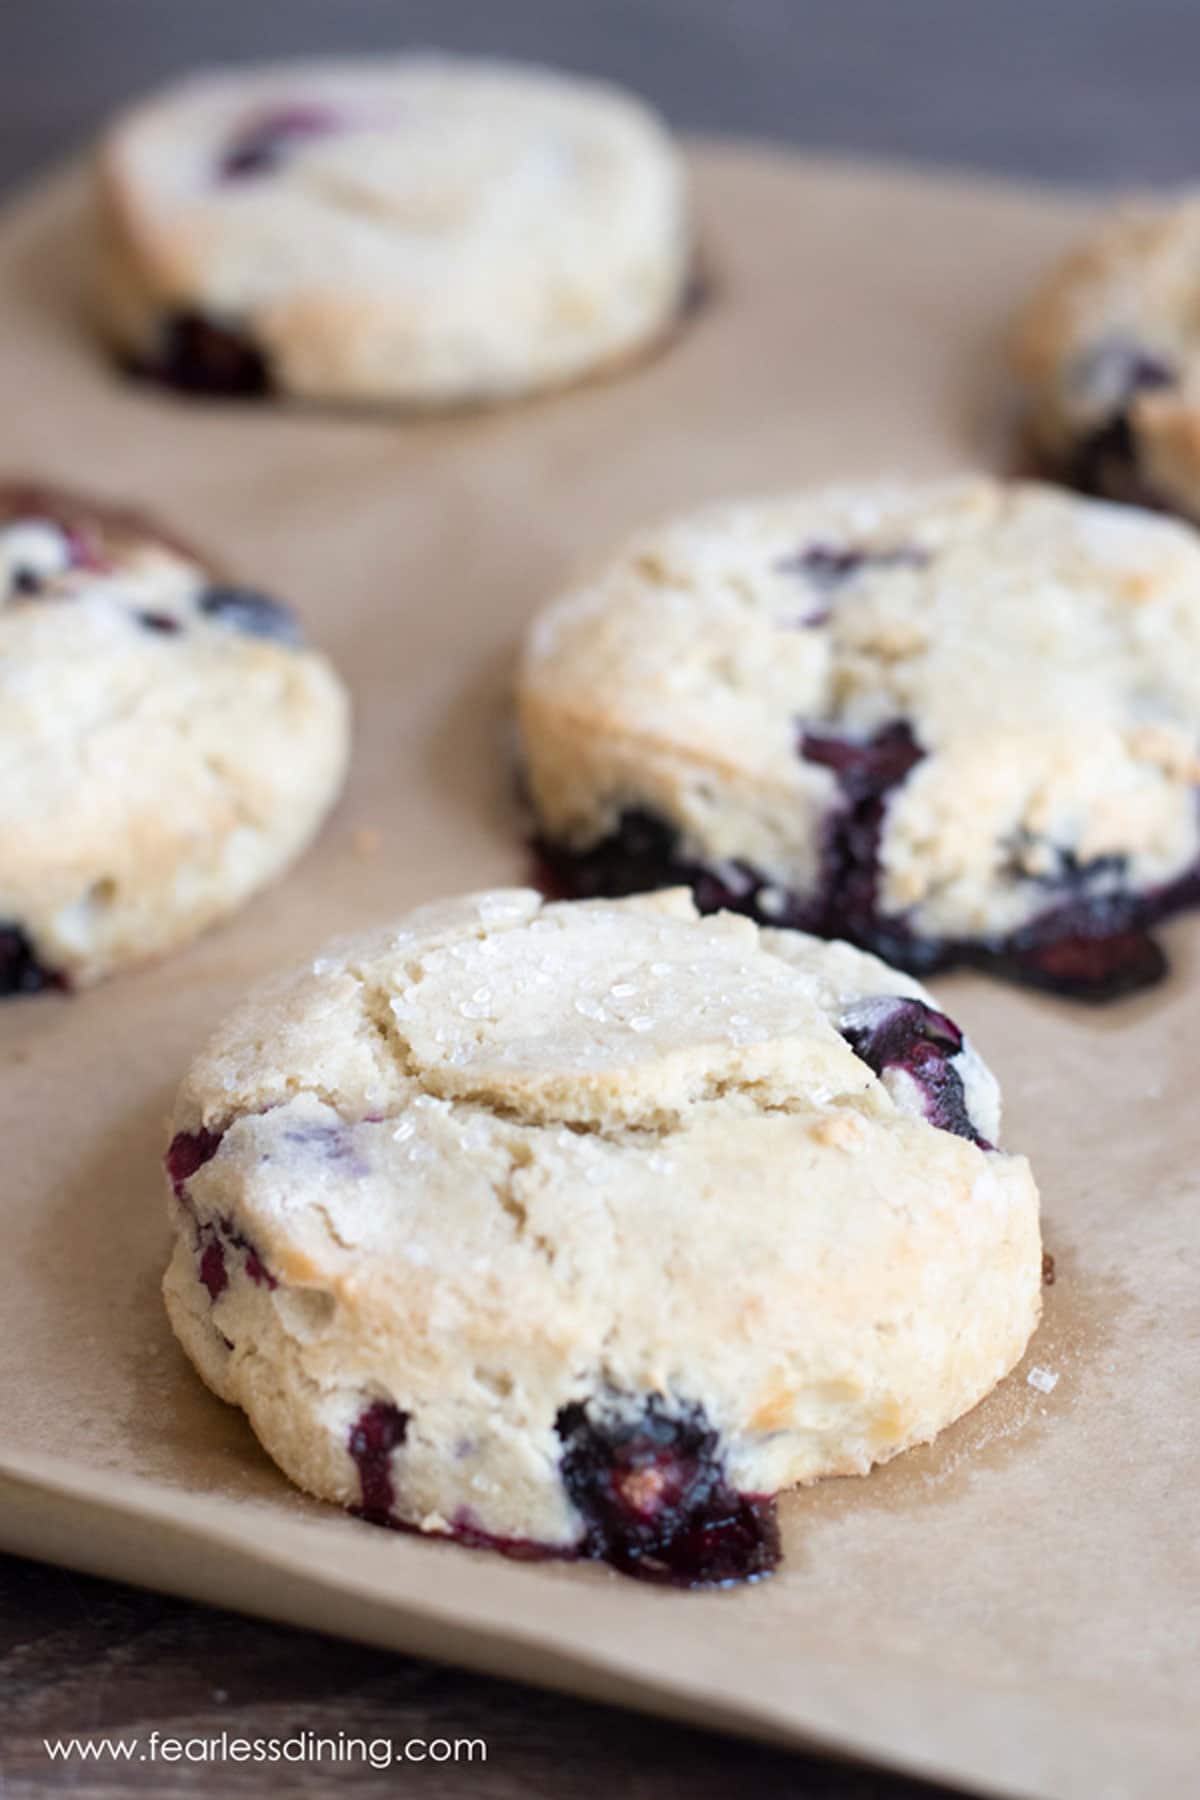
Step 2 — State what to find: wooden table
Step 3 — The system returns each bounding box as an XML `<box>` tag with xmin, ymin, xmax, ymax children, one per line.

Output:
<box><xmin>4</xmin><ymin>2</ymin><xmax>1192</xmax><ymax>1791</ymax></box>
<box><xmin>1</xmin><ymin>1555</ymin><xmax>972</xmax><ymax>1796</ymax></box>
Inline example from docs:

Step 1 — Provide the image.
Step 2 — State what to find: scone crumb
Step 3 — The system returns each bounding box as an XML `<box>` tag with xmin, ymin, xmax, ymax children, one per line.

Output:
<box><xmin>811</xmin><ymin>1112</ymin><xmax>869</xmax><ymax>1152</ymax></box>
<box><xmin>1026</xmin><ymin>1365</ymin><xmax>1059</xmax><ymax>1394</ymax></box>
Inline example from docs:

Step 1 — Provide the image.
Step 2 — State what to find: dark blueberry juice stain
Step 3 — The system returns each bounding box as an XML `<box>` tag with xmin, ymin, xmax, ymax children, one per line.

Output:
<box><xmin>131</xmin><ymin>312</ymin><xmax>273</xmax><ymax>399</ymax></box>
<box><xmin>839</xmin><ymin>996</ymin><xmax>990</xmax><ymax>1148</ymax></box>
<box><xmin>0</xmin><ymin>924</ymin><xmax>63</xmax><ymax>998</ymax></box>
<box><xmin>534</xmin><ymin>809</ymin><xmax>824</xmax><ymax>933</ymax></box>
<box><xmin>799</xmin><ymin>720</ymin><xmax>925</xmax><ymax>788</ymax></box>
<box><xmin>986</xmin><ymin>896</ymin><xmax>1169</xmax><ymax>999</ymax></box>
<box><xmin>349</xmin><ymin>1401</ymin><xmax>410</xmax><ymax>1524</ymax></box>
<box><xmin>800</xmin><ymin>718</ymin><xmax>927</xmax><ymax>957</ymax></box>
<box><xmin>198</xmin><ymin>585</ymin><xmax>303</xmax><ymax>646</ymax></box>
<box><xmin>555</xmin><ymin>1393</ymin><xmax>780</xmax><ymax>1586</ymax></box>
<box><xmin>533</xmin><ymin>713</ymin><xmax>1200</xmax><ymax>1000</ymax></box>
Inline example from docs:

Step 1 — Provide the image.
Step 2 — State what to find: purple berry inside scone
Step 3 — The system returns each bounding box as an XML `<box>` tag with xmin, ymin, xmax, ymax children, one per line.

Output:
<box><xmin>345</xmin><ymin>1387</ymin><xmax>779</xmax><ymax>1585</ymax></box>
<box><xmin>348</xmin><ymin>1401</ymin><xmax>410</xmax><ymax>1524</ymax></box>
<box><xmin>219</xmin><ymin>105</ymin><xmax>342</xmax><ymax>180</ymax></box>
<box><xmin>555</xmin><ymin>1394</ymin><xmax>780</xmax><ymax>1586</ymax></box>
<box><xmin>0</xmin><ymin>924</ymin><xmax>62</xmax><ymax>999</ymax></box>
<box><xmin>166</xmin><ymin>1128</ymin><xmax>223</xmax><ymax>1198</ymax></box>
<box><xmin>223</xmin><ymin>1220</ymin><xmax>278</xmax><ymax>1289</ymax></box>
<box><xmin>198</xmin><ymin>1238</ymin><xmax>229</xmax><ymax>1303</ymax></box>
<box><xmin>166</xmin><ymin>1129</ymin><xmax>283</xmax><ymax>1303</ymax></box>
<box><xmin>839</xmin><ymin>996</ymin><xmax>990</xmax><ymax>1149</ymax></box>
<box><xmin>777</xmin><ymin>543</ymin><xmax>929</xmax><ymax>625</ymax></box>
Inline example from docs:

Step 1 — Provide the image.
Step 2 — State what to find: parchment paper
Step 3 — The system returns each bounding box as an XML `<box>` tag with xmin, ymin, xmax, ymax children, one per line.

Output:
<box><xmin>1</xmin><ymin>145</ymin><xmax>1197</xmax><ymax>1800</ymax></box>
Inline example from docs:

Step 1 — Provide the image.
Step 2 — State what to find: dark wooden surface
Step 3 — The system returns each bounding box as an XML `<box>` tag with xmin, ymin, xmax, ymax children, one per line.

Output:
<box><xmin>0</xmin><ymin>1555</ymin><xmax>973</xmax><ymax>1798</ymax></box>
<box><xmin>2</xmin><ymin>2</ymin><xmax>1188</xmax><ymax>1793</ymax></box>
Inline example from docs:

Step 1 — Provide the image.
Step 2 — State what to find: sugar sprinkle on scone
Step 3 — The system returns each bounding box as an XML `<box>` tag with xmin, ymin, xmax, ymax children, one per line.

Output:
<box><xmin>519</xmin><ymin>476</ymin><xmax>1200</xmax><ymax>1000</ymax></box>
<box><xmin>0</xmin><ymin>483</ymin><xmax>349</xmax><ymax>994</ymax></box>
<box><xmin>163</xmin><ymin>887</ymin><xmax>1041</xmax><ymax>1587</ymax></box>
<box><xmin>1013</xmin><ymin>194</ymin><xmax>1200</xmax><ymax>518</ymax></box>
<box><xmin>96</xmin><ymin>55</ymin><xmax>692</xmax><ymax>407</ymax></box>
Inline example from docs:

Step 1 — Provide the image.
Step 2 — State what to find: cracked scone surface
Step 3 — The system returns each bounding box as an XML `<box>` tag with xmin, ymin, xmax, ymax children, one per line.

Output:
<box><xmin>97</xmin><ymin>55</ymin><xmax>691</xmax><ymax>406</ymax></box>
<box><xmin>519</xmin><ymin>475</ymin><xmax>1200</xmax><ymax>1000</ymax></box>
<box><xmin>0</xmin><ymin>484</ymin><xmax>349</xmax><ymax>992</ymax></box>
<box><xmin>163</xmin><ymin>887</ymin><xmax>1041</xmax><ymax>1586</ymax></box>
<box><xmin>1013</xmin><ymin>195</ymin><xmax>1200</xmax><ymax>519</ymax></box>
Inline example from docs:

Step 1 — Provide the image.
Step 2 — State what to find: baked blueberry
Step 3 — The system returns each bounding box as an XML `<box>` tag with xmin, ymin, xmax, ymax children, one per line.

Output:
<box><xmin>556</xmin><ymin>1394</ymin><xmax>780</xmax><ymax>1585</ymax></box>
<box><xmin>348</xmin><ymin>1402</ymin><xmax>410</xmax><ymax>1524</ymax></box>
<box><xmin>838</xmin><ymin>996</ymin><xmax>989</xmax><ymax>1149</ymax></box>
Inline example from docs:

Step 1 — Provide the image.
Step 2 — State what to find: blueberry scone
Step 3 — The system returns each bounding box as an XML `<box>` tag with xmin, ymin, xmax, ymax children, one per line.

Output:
<box><xmin>519</xmin><ymin>476</ymin><xmax>1200</xmax><ymax>1000</ymax></box>
<box><xmin>96</xmin><ymin>55</ymin><xmax>692</xmax><ymax>407</ymax></box>
<box><xmin>0</xmin><ymin>484</ymin><xmax>349</xmax><ymax>994</ymax></box>
<box><xmin>1013</xmin><ymin>195</ymin><xmax>1200</xmax><ymax>518</ymax></box>
<box><xmin>163</xmin><ymin>887</ymin><xmax>1041</xmax><ymax>1587</ymax></box>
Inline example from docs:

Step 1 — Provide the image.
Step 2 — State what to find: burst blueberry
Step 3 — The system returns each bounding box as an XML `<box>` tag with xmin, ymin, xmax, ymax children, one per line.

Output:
<box><xmin>555</xmin><ymin>1393</ymin><xmax>780</xmax><ymax>1586</ymax></box>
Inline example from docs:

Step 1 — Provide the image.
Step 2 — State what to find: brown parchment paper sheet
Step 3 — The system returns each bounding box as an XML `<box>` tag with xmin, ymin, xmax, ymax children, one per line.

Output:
<box><xmin>1</xmin><ymin>145</ymin><xmax>1197</xmax><ymax>1800</ymax></box>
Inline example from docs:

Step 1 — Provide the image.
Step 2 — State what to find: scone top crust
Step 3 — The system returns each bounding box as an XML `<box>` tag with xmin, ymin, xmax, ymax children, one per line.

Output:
<box><xmin>97</xmin><ymin>55</ymin><xmax>691</xmax><ymax>404</ymax></box>
<box><xmin>518</xmin><ymin>476</ymin><xmax>1200</xmax><ymax>955</ymax></box>
<box><xmin>173</xmin><ymin>886</ymin><xmax>1002</xmax><ymax>1145</ymax></box>
<box><xmin>0</xmin><ymin>485</ymin><xmax>349</xmax><ymax>988</ymax></box>
<box><xmin>166</xmin><ymin>889</ymin><xmax>1040</xmax><ymax>1579</ymax></box>
<box><xmin>1013</xmin><ymin>197</ymin><xmax>1200</xmax><ymax>515</ymax></box>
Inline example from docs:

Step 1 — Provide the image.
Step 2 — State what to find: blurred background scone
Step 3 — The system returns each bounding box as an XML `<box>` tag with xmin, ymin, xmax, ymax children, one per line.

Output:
<box><xmin>519</xmin><ymin>476</ymin><xmax>1200</xmax><ymax>1001</ymax></box>
<box><xmin>0</xmin><ymin>484</ymin><xmax>349</xmax><ymax>994</ymax></box>
<box><xmin>1014</xmin><ymin>193</ymin><xmax>1200</xmax><ymax>519</ymax></box>
<box><xmin>95</xmin><ymin>54</ymin><xmax>693</xmax><ymax>406</ymax></box>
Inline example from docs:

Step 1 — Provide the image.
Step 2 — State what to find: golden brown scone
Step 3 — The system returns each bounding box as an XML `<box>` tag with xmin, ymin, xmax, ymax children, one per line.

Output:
<box><xmin>1013</xmin><ymin>195</ymin><xmax>1200</xmax><ymax>517</ymax></box>
<box><xmin>0</xmin><ymin>484</ymin><xmax>349</xmax><ymax>992</ymax></box>
<box><xmin>164</xmin><ymin>887</ymin><xmax>1041</xmax><ymax>1587</ymax></box>
<box><xmin>518</xmin><ymin>476</ymin><xmax>1200</xmax><ymax>1001</ymax></box>
<box><xmin>96</xmin><ymin>55</ymin><xmax>692</xmax><ymax>406</ymax></box>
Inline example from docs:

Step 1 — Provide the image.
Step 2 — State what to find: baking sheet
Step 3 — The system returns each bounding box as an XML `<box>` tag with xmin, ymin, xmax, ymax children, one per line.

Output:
<box><xmin>1</xmin><ymin>144</ymin><xmax>1197</xmax><ymax>1800</ymax></box>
